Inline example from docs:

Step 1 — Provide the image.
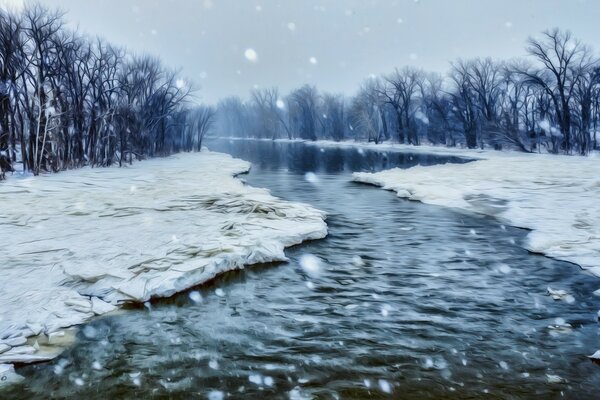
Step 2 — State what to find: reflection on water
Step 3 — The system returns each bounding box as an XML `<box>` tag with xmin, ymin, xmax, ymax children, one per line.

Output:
<box><xmin>205</xmin><ymin>139</ymin><xmax>470</xmax><ymax>175</ymax></box>
<box><xmin>5</xmin><ymin>139</ymin><xmax>600</xmax><ymax>399</ymax></box>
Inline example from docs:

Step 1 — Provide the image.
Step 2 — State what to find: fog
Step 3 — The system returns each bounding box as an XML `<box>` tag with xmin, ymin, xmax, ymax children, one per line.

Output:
<box><xmin>3</xmin><ymin>0</ymin><xmax>597</xmax><ymax>102</ymax></box>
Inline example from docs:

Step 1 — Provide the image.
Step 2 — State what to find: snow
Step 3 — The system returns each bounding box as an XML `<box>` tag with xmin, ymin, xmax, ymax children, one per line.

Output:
<box><xmin>298</xmin><ymin>254</ymin><xmax>322</xmax><ymax>277</ymax></box>
<box><xmin>0</xmin><ymin>151</ymin><xmax>327</xmax><ymax>378</ymax></box>
<box><xmin>249</xmin><ymin>374</ymin><xmax>263</xmax><ymax>385</ymax></box>
<box><xmin>588</xmin><ymin>350</ymin><xmax>600</xmax><ymax>361</ymax></box>
<box><xmin>189</xmin><ymin>291</ymin><xmax>203</xmax><ymax>303</ymax></box>
<box><xmin>244</xmin><ymin>48</ymin><xmax>258</xmax><ymax>62</ymax></box>
<box><xmin>175</xmin><ymin>78</ymin><xmax>186</xmax><ymax>89</ymax></box>
<box><xmin>208</xmin><ymin>391</ymin><xmax>225</xmax><ymax>400</ymax></box>
<box><xmin>378</xmin><ymin>379</ymin><xmax>392</xmax><ymax>393</ymax></box>
<box><xmin>304</xmin><ymin>172</ymin><xmax>318</xmax><ymax>183</ymax></box>
<box><xmin>352</xmin><ymin>148</ymin><xmax>600</xmax><ymax>278</ymax></box>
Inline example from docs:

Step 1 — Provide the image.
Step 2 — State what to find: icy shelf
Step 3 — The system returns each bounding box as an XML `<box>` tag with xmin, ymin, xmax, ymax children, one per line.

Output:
<box><xmin>353</xmin><ymin>148</ymin><xmax>600</xmax><ymax>276</ymax></box>
<box><xmin>0</xmin><ymin>151</ymin><xmax>327</xmax><ymax>372</ymax></box>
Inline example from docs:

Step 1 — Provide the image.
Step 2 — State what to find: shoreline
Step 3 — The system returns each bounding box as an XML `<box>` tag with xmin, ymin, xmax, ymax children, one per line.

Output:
<box><xmin>0</xmin><ymin>151</ymin><xmax>327</xmax><ymax>384</ymax></box>
<box><xmin>350</xmin><ymin>150</ymin><xmax>600</xmax><ymax>281</ymax></box>
<box><xmin>211</xmin><ymin>137</ymin><xmax>600</xmax><ymax>280</ymax></box>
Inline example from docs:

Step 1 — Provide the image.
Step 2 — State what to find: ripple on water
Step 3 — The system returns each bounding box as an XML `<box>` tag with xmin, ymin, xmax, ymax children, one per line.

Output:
<box><xmin>5</xmin><ymin>139</ymin><xmax>600</xmax><ymax>399</ymax></box>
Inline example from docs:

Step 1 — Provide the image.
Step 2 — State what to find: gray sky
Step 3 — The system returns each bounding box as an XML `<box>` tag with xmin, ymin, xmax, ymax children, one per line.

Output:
<box><xmin>23</xmin><ymin>0</ymin><xmax>600</xmax><ymax>103</ymax></box>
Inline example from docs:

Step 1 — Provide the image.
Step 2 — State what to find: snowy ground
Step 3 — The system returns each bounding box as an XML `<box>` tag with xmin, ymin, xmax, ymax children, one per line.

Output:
<box><xmin>349</xmin><ymin>144</ymin><xmax>600</xmax><ymax>279</ymax></box>
<box><xmin>0</xmin><ymin>151</ymin><xmax>327</xmax><ymax>378</ymax></box>
<box><xmin>212</xmin><ymin>137</ymin><xmax>600</xmax><ymax>279</ymax></box>
<box><xmin>213</xmin><ymin>137</ymin><xmax>488</xmax><ymax>159</ymax></box>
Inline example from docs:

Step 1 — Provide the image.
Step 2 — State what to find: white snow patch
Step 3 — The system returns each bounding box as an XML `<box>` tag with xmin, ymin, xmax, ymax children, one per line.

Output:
<box><xmin>249</xmin><ymin>374</ymin><xmax>263</xmax><ymax>385</ymax></box>
<box><xmin>378</xmin><ymin>379</ymin><xmax>392</xmax><ymax>393</ymax></box>
<box><xmin>299</xmin><ymin>254</ymin><xmax>322</xmax><ymax>277</ymax></box>
<box><xmin>189</xmin><ymin>291</ymin><xmax>203</xmax><ymax>303</ymax></box>
<box><xmin>0</xmin><ymin>151</ymin><xmax>327</xmax><ymax>371</ymax></box>
<box><xmin>353</xmin><ymin>149</ymin><xmax>600</xmax><ymax>280</ymax></box>
<box><xmin>175</xmin><ymin>79</ymin><xmax>186</xmax><ymax>89</ymax></box>
<box><xmin>244</xmin><ymin>48</ymin><xmax>258</xmax><ymax>62</ymax></box>
<box><xmin>304</xmin><ymin>172</ymin><xmax>318</xmax><ymax>183</ymax></box>
<box><xmin>208</xmin><ymin>391</ymin><xmax>225</xmax><ymax>400</ymax></box>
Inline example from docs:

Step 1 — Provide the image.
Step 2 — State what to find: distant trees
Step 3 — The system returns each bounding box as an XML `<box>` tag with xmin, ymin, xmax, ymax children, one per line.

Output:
<box><xmin>250</xmin><ymin>88</ymin><xmax>290</xmax><ymax>140</ymax></box>
<box><xmin>288</xmin><ymin>85</ymin><xmax>319</xmax><ymax>141</ymax></box>
<box><xmin>321</xmin><ymin>93</ymin><xmax>345</xmax><ymax>141</ymax></box>
<box><xmin>349</xmin><ymin>80</ymin><xmax>386</xmax><ymax>144</ymax></box>
<box><xmin>379</xmin><ymin>67</ymin><xmax>423</xmax><ymax>145</ymax></box>
<box><xmin>0</xmin><ymin>4</ymin><xmax>214</xmax><ymax>177</ymax></box>
<box><xmin>181</xmin><ymin>105</ymin><xmax>216</xmax><ymax>151</ymax></box>
<box><xmin>520</xmin><ymin>29</ymin><xmax>596</xmax><ymax>154</ymax></box>
<box><xmin>215</xmin><ymin>28</ymin><xmax>600</xmax><ymax>155</ymax></box>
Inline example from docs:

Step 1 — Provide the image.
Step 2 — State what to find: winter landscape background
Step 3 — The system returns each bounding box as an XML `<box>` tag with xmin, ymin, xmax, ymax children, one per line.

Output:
<box><xmin>1</xmin><ymin>0</ymin><xmax>600</xmax><ymax>398</ymax></box>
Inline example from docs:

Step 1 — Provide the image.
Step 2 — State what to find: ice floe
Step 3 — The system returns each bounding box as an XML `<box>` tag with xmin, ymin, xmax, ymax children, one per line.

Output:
<box><xmin>0</xmin><ymin>151</ymin><xmax>327</xmax><ymax>381</ymax></box>
<box><xmin>353</xmin><ymin>148</ymin><xmax>600</xmax><ymax>278</ymax></box>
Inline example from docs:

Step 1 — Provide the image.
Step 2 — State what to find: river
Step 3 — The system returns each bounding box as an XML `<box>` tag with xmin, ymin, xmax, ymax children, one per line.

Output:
<box><xmin>5</xmin><ymin>139</ymin><xmax>600</xmax><ymax>399</ymax></box>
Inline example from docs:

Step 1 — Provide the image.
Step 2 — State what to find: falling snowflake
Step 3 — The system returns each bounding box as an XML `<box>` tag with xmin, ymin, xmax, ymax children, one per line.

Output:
<box><xmin>299</xmin><ymin>254</ymin><xmax>322</xmax><ymax>277</ymax></box>
<box><xmin>245</xmin><ymin>48</ymin><xmax>258</xmax><ymax>62</ymax></box>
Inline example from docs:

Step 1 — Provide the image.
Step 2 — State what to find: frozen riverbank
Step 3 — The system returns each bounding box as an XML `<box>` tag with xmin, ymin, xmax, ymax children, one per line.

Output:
<box><xmin>0</xmin><ymin>152</ymin><xmax>327</xmax><ymax>377</ymax></box>
<box><xmin>213</xmin><ymin>137</ymin><xmax>486</xmax><ymax>159</ymax></box>
<box><xmin>352</xmin><ymin>147</ymin><xmax>600</xmax><ymax>278</ymax></box>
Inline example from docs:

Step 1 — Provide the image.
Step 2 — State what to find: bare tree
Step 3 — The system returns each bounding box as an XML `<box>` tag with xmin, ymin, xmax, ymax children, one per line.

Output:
<box><xmin>184</xmin><ymin>105</ymin><xmax>216</xmax><ymax>151</ymax></box>
<box><xmin>350</xmin><ymin>80</ymin><xmax>387</xmax><ymax>143</ymax></box>
<box><xmin>449</xmin><ymin>61</ymin><xmax>479</xmax><ymax>148</ymax></box>
<box><xmin>288</xmin><ymin>85</ymin><xmax>319</xmax><ymax>141</ymax></box>
<box><xmin>520</xmin><ymin>29</ymin><xmax>593</xmax><ymax>153</ymax></box>
<box><xmin>250</xmin><ymin>88</ymin><xmax>290</xmax><ymax>140</ymax></box>
<box><xmin>379</xmin><ymin>67</ymin><xmax>423</xmax><ymax>144</ymax></box>
<box><xmin>321</xmin><ymin>93</ymin><xmax>345</xmax><ymax>141</ymax></box>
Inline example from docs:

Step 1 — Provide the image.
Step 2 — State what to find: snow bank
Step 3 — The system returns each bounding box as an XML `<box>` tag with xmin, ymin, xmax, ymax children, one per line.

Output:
<box><xmin>353</xmin><ymin>150</ymin><xmax>600</xmax><ymax>276</ymax></box>
<box><xmin>0</xmin><ymin>151</ymin><xmax>327</xmax><ymax>374</ymax></box>
<box><xmin>215</xmin><ymin>137</ymin><xmax>486</xmax><ymax>159</ymax></box>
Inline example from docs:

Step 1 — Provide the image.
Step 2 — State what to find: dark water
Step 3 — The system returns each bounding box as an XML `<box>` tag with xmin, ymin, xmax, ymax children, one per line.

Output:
<box><xmin>5</xmin><ymin>139</ymin><xmax>600</xmax><ymax>399</ymax></box>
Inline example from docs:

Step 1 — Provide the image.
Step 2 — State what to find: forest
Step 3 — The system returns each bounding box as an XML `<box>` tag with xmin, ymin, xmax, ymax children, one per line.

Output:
<box><xmin>217</xmin><ymin>29</ymin><xmax>600</xmax><ymax>156</ymax></box>
<box><xmin>2</xmin><ymin>4</ymin><xmax>599</xmax><ymax>181</ymax></box>
<box><xmin>0</xmin><ymin>4</ymin><xmax>215</xmax><ymax>178</ymax></box>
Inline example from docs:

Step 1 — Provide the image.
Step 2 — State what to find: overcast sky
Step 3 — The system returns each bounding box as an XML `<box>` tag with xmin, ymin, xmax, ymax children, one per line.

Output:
<box><xmin>9</xmin><ymin>0</ymin><xmax>600</xmax><ymax>103</ymax></box>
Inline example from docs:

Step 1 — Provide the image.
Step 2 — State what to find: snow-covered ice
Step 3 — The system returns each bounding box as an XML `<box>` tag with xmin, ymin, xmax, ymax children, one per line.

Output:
<box><xmin>353</xmin><ymin>148</ymin><xmax>600</xmax><ymax>277</ymax></box>
<box><xmin>0</xmin><ymin>151</ymin><xmax>327</xmax><ymax>376</ymax></box>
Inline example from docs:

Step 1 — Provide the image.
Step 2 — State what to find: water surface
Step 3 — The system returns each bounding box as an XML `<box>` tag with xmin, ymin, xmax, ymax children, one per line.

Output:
<box><xmin>5</xmin><ymin>139</ymin><xmax>600</xmax><ymax>399</ymax></box>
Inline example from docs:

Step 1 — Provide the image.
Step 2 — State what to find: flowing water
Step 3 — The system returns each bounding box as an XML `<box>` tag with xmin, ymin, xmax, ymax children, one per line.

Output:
<box><xmin>5</xmin><ymin>139</ymin><xmax>600</xmax><ymax>399</ymax></box>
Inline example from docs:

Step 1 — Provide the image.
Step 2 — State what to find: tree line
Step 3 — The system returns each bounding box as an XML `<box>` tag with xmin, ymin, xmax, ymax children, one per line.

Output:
<box><xmin>0</xmin><ymin>4</ymin><xmax>216</xmax><ymax>178</ymax></box>
<box><xmin>216</xmin><ymin>28</ymin><xmax>600</xmax><ymax>155</ymax></box>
